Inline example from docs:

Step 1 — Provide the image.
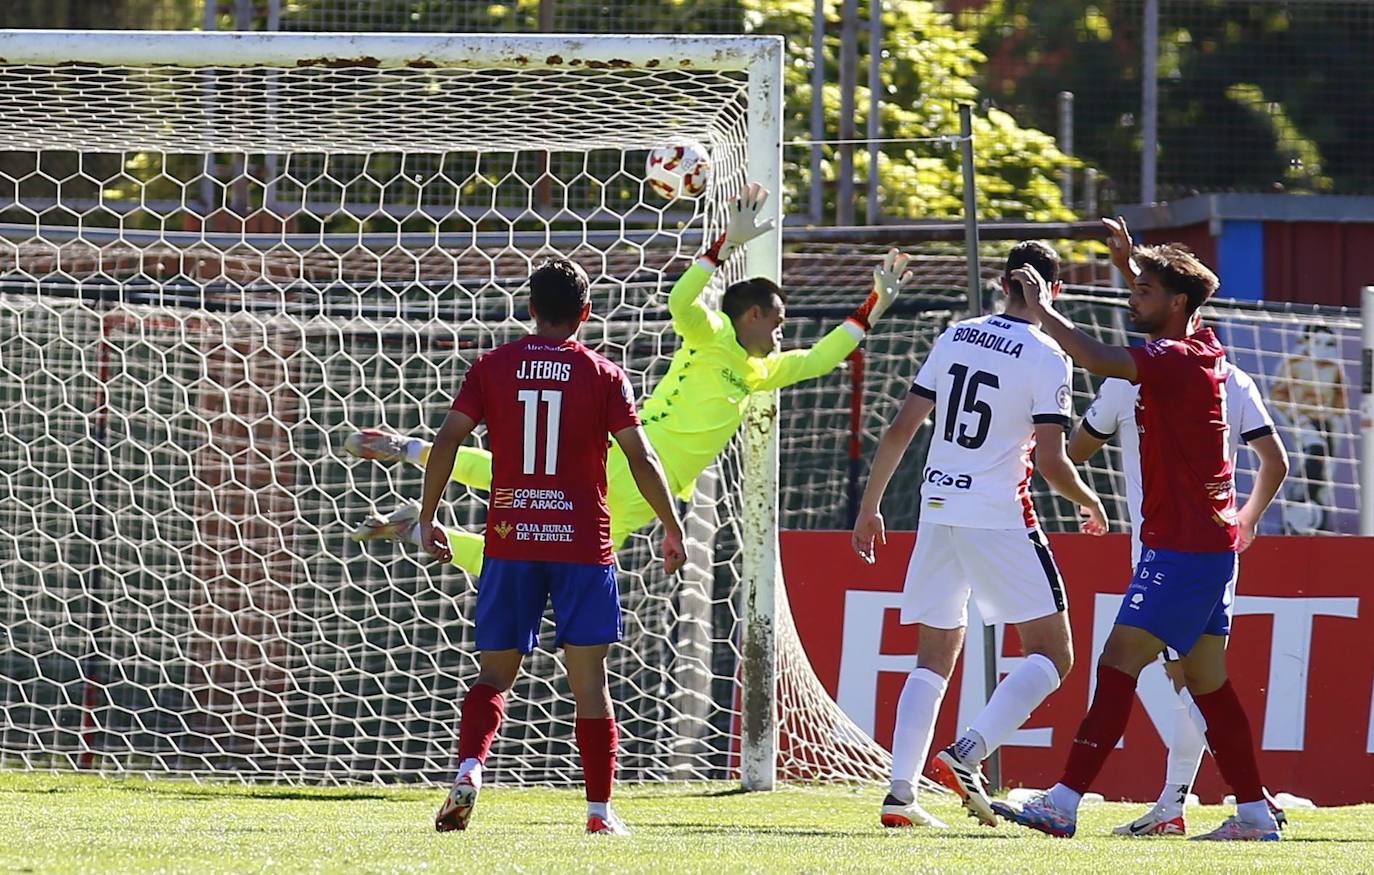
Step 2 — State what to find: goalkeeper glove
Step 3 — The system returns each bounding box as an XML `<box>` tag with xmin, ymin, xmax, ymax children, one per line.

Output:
<box><xmin>703</xmin><ymin>182</ymin><xmax>775</xmax><ymax>266</ymax></box>
<box><xmin>848</xmin><ymin>248</ymin><xmax>913</xmax><ymax>331</ymax></box>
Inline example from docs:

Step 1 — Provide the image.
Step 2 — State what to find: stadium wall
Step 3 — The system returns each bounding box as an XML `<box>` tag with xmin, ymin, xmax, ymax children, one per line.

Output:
<box><xmin>782</xmin><ymin>531</ymin><xmax>1374</xmax><ymax>806</ymax></box>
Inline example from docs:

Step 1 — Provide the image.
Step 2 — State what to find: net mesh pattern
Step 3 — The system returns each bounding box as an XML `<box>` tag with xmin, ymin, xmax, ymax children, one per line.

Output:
<box><xmin>0</xmin><ymin>50</ymin><xmax>902</xmax><ymax>786</ymax></box>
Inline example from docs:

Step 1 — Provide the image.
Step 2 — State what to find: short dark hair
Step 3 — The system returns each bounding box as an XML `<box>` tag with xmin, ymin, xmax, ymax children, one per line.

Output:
<box><xmin>1134</xmin><ymin>243</ymin><xmax>1219</xmax><ymax>313</ymax></box>
<box><xmin>1003</xmin><ymin>240</ymin><xmax>1060</xmax><ymax>301</ymax></box>
<box><xmin>721</xmin><ymin>277</ymin><xmax>787</xmax><ymax>323</ymax></box>
<box><xmin>528</xmin><ymin>257</ymin><xmax>591</xmax><ymax>325</ymax></box>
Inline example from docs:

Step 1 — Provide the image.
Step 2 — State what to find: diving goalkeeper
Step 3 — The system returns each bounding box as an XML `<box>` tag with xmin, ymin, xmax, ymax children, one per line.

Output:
<box><xmin>349</xmin><ymin>183</ymin><xmax>913</xmax><ymax>572</ymax></box>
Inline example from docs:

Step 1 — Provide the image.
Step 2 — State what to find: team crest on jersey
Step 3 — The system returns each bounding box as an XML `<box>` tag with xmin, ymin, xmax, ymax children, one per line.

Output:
<box><xmin>1056</xmin><ymin>384</ymin><xmax>1072</xmax><ymax>412</ymax></box>
<box><xmin>493</xmin><ymin>521</ymin><xmax>514</xmax><ymax>539</ymax></box>
<box><xmin>494</xmin><ymin>488</ymin><xmax>515</xmax><ymax>508</ymax></box>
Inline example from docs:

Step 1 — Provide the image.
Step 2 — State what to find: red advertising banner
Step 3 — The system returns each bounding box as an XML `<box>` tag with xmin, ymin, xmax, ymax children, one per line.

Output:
<box><xmin>781</xmin><ymin>531</ymin><xmax>1374</xmax><ymax>805</ymax></box>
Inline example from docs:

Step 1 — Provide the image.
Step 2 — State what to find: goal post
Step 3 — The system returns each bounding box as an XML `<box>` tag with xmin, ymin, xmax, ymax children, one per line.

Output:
<box><xmin>0</xmin><ymin>29</ymin><xmax>891</xmax><ymax>791</ymax></box>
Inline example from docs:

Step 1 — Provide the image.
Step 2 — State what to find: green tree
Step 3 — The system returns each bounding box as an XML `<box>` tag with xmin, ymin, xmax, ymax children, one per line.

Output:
<box><xmin>966</xmin><ymin>0</ymin><xmax>1373</xmax><ymax>200</ymax></box>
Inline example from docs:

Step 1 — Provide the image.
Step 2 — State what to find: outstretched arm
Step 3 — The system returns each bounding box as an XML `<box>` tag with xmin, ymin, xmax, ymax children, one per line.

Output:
<box><xmin>755</xmin><ymin>248</ymin><xmax>915</xmax><ymax>391</ymax></box>
<box><xmin>418</xmin><ymin>409</ymin><xmax>478</xmax><ymax>562</ymax></box>
<box><xmin>1015</xmin><ymin>264</ymin><xmax>1138</xmax><ymax>380</ymax></box>
<box><xmin>670</xmin><ymin>183</ymin><xmax>775</xmax><ymax>346</ymax></box>
<box><xmin>851</xmin><ymin>393</ymin><xmax>934</xmax><ymax>564</ymax></box>
<box><xmin>1102</xmin><ymin>216</ymin><xmax>1140</xmax><ymax>292</ymax></box>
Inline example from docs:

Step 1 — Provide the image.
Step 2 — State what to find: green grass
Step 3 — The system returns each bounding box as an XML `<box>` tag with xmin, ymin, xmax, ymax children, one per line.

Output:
<box><xmin>2</xmin><ymin>772</ymin><xmax>1371</xmax><ymax>873</ymax></box>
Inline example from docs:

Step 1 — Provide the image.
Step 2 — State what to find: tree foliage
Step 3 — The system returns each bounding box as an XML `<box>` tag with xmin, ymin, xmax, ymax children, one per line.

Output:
<box><xmin>967</xmin><ymin>0</ymin><xmax>1372</xmax><ymax>200</ymax></box>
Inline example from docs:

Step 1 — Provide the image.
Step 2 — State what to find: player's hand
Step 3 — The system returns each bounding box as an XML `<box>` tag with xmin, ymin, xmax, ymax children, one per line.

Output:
<box><xmin>419</xmin><ymin>521</ymin><xmax>452</xmax><ymax>564</ymax></box>
<box><xmin>851</xmin><ymin>508</ymin><xmax>886</xmax><ymax>564</ymax></box>
<box><xmin>661</xmin><ymin>527</ymin><xmax>687</xmax><ymax>575</ymax></box>
<box><xmin>1236</xmin><ymin>507</ymin><xmax>1259</xmax><ymax>552</ymax></box>
<box><xmin>1078</xmin><ymin>497</ymin><xmax>1108</xmax><ymax>536</ymax></box>
<box><xmin>1010</xmin><ymin>264</ymin><xmax>1052</xmax><ymax>314</ymax></box>
<box><xmin>1101</xmin><ymin>215</ymin><xmax>1134</xmax><ymax>269</ymax></box>
<box><xmin>722</xmin><ymin>182</ymin><xmax>776</xmax><ymax>252</ymax></box>
<box><xmin>850</xmin><ymin>248</ymin><xmax>914</xmax><ymax>329</ymax></box>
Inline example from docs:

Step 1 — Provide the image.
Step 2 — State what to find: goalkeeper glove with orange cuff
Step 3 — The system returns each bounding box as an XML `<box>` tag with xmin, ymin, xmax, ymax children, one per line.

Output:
<box><xmin>700</xmin><ymin>182</ymin><xmax>775</xmax><ymax>268</ymax></box>
<box><xmin>847</xmin><ymin>248</ymin><xmax>913</xmax><ymax>331</ymax></box>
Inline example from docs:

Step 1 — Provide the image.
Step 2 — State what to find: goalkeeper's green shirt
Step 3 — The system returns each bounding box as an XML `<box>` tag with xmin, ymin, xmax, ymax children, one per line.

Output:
<box><xmin>641</xmin><ymin>259</ymin><xmax>863</xmax><ymax>498</ymax></box>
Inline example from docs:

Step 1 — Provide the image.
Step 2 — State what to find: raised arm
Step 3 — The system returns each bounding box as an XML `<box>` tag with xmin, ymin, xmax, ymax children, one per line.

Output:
<box><xmin>418</xmin><ymin>409</ymin><xmax>478</xmax><ymax>562</ymax></box>
<box><xmin>670</xmin><ymin>183</ymin><xmax>776</xmax><ymax>346</ymax></box>
<box><xmin>851</xmin><ymin>392</ymin><xmax>935</xmax><ymax>563</ymax></box>
<box><xmin>613</xmin><ymin>425</ymin><xmax>686</xmax><ymax>574</ymax></box>
<box><xmin>755</xmin><ymin>248</ymin><xmax>914</xmax><ymax>392</ymax></box>
<box><xmin>1015</xmin><ymin>264</ymin><xmax>1138</xmax><ymax>380</ymax></box>
<box><xmin>1103</xmin><ymin>216</ymin><xmax>1141</xmax><ymax>292</ymax></box>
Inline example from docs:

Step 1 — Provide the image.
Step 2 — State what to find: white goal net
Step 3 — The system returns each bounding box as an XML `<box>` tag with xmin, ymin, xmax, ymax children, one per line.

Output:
<box><xmin>0</xmin><ymin>31</ymin><xmax>894</xmax><ymax>786</ymax></box>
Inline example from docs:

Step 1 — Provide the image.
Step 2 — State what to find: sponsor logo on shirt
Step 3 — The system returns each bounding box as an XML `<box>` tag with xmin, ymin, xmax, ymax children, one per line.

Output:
<box><xmin>924</xmin><ymin>466</ymin><xmax>973</xmax><ymax>490</ymax></box>
<box><xmin>500</xmin><ymin>488</ymin><xmax>575</xmax><ymax>511</ymax></box>
<box><xmin>1056</xmin><ymin>384</ymin><xmax>1072</xmax><ymax>413</ymax></box>
<box><xmin>514</xmin><ymin>522</ymin><xmax>576</xmax><ymax>543</ymax></box>
<box><xmin>722</xmin><ymin>367</ymin><xmax>750</xmax><ymax>394</ymax></box>
<box><xmin>1142</xmin><ymin>338</ymin><xmax>1174</xmax><ymax>357</ymax></box>
<box><xmin>493</xmin><ymin>521</ymin><xmax>514</xmax><ymax>539</ymax></box>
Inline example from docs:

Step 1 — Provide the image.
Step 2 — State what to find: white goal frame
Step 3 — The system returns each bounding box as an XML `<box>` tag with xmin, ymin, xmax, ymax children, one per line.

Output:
<box><xmin>0</xmin><ymin>29</ymin><xmax>784</xmax><ymax>789</ymax></box>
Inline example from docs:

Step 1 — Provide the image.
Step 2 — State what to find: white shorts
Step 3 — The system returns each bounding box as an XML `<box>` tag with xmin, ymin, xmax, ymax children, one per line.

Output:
<box><xmin>900</xmin><ymin>522</ymin><xmax>1067</xmax><ymax>628</ymax></box>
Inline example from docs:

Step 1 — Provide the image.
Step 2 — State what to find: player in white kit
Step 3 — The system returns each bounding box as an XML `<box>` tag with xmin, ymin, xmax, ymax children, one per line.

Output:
<box><xmin>852</xmin><ymin>242</ymin><xmax>1107</xmax><ymax>829</ymax></box>
<box><xmin>1072</xmin><ymin>313</ymin><xmax>1289</xmax><ymax>833</ymax></box>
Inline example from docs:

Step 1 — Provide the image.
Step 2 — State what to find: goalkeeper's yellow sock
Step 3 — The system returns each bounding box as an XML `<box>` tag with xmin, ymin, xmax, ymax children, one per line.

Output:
<box><xmin>447</xmin><ymin>528</ymin><xmax>485</xmax><ymax>576</ymax></box>
<box><xmin>451</xmin><ymin>446</ymin><xmax>493</xmax><ymax>491</ymax></box>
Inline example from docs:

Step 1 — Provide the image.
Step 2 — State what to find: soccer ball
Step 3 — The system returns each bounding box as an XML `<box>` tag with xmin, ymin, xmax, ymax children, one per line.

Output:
<box><xmin>645</xmin><ymin>140</ymin><xmax>711</xmax><ymax>201</ymax></box>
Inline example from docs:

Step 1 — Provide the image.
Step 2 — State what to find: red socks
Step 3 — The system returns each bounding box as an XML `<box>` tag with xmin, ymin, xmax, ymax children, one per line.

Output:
<box><xmin>1192</xmin><ymin>681</ymin><xmax>1265</xmax><ymax>803</ymax></box>
<box><xmin>576</xmin><ymin>717</ymin><xmax>618</xmax><ymax>804</ymax></box>
<box><xmin>1059</xmin><ymin>665</ymin><xmax>1138</xmax><ymax>793</ymax></box>
<box><xmin>457</xmin><ymin>683</ymin><xmax>506</xmax><ymax>763</ymax></box>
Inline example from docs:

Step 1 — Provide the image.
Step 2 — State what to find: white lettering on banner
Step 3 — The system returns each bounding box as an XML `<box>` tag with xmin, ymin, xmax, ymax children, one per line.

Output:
<box><xmin>1233</xmin><ymin>596</ymin><xmax>1359</xmax><ymax>751</ymax></box>
<box><xmin>837</xmin><ymin>590</ymin><xmax>913</xmax><ymax>736</ymax></box>
<box><xmin>957</xmin><ymin>602</ymin><xmax>1052</xmax><ymax>749</ymax></box>
<box><xmin>835</xmin><ymin>592</ymin><xmax>1051</xmax><ymax>747</ymax></box>
<box><xmin>1368</xmin><ymin>672</ymin><xmax>1374</xmax><ymax>755</ymax></box>
<box><xmin>1091</xmin><ymin>593</ymin><xmax>1361</xmax><ymax>752</ymax></box>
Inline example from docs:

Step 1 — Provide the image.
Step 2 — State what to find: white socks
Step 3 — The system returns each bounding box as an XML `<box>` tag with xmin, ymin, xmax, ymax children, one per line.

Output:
<box><xmin>1048</xmin><ymin>782</ymin><xmax>1082</xmax><ymax>818</ymax></box>
<box><xmin>888</xmin><ymin>667</ymin><xmax>948</xmax><ymax>802</ymax></box>
<box><xmin>588</xmin><ymin>801</ymin><xmax>609</xmax><ymax>820</ymax></box>
<box><xmin>456</xmin><ymin>758</ymin><xmax>482</xmax><ymax>787</ymax></box>
<box><xmin>1237</xmin><ymin>799</ymin><xmax>1278</xmax><ymax>830</ymax></box>
<box><xmin>961</xmin><ymin>653</ymin><xmax>1061</xmax><ymax>763</ymax></box>
<box><xmin>405</xmin><ymin>439</ymin><xmax>426</xmax><ymax>466</ymax></box>
<box><xmin>1162</xmin><ymin>687</ymin><xmax>1207</xmax><ymax>799</ymax></box>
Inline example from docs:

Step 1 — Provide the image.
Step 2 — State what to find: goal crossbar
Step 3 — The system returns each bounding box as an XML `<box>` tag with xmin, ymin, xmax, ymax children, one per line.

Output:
<box><xmin>0</xmin><ymin>30</ymin><xmax>781</xmax><ymax>72</ymax></box>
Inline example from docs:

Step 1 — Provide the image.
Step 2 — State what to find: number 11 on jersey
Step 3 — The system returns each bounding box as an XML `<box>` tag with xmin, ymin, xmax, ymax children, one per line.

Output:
<box><xmin>518</xmin><ymin>389</ymin><xmax>563</xmax><ymax>475</ymax></box>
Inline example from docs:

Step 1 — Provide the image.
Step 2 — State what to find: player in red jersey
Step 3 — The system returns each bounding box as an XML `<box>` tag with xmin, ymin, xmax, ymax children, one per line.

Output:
<box><xmin>994</xmin><ymin>226</ymin><xmax>1284</xmax><ymax>842</ymax></box>
<box><xmin>424</xmin><ymin>257</ymin><xmax>686</xmax><ymax>836</ymax></box>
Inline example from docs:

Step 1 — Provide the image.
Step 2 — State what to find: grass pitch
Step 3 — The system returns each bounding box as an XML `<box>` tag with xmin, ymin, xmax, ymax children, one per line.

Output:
<box><xmin>2</xmin><ymin>772</ymin><xmax>1371</xmax><ymax>873</ymax></box>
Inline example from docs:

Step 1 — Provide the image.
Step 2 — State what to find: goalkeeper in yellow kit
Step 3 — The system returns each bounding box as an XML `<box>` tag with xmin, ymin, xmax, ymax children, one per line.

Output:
<box><xmin>349</xmin><ymin>184</ymin><xmax>913</xmax><ymax>572</ymax></box>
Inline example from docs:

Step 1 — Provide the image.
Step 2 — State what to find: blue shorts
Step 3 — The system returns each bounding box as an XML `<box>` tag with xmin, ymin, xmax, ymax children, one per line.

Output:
<box><xmin>474</xmin><ymin>558</ymin><xmax>622</xmax><ymax>654</ymax></box>
<box><xmin>1115</xmin><ymin>547</ymin><xmax>1237</xmax><ymax>656</ymax></box>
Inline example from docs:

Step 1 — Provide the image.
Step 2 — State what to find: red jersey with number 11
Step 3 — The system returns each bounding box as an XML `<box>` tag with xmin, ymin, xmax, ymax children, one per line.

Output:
<box><xmin>450</xmin><ymin>335</ymin><xmax>640</xmax><ymax>564</ymax></box>
<box><xmin>1126</xmin><ymin>327</ymin><xmax>1240</xmax><ymax>553</ymax></box>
